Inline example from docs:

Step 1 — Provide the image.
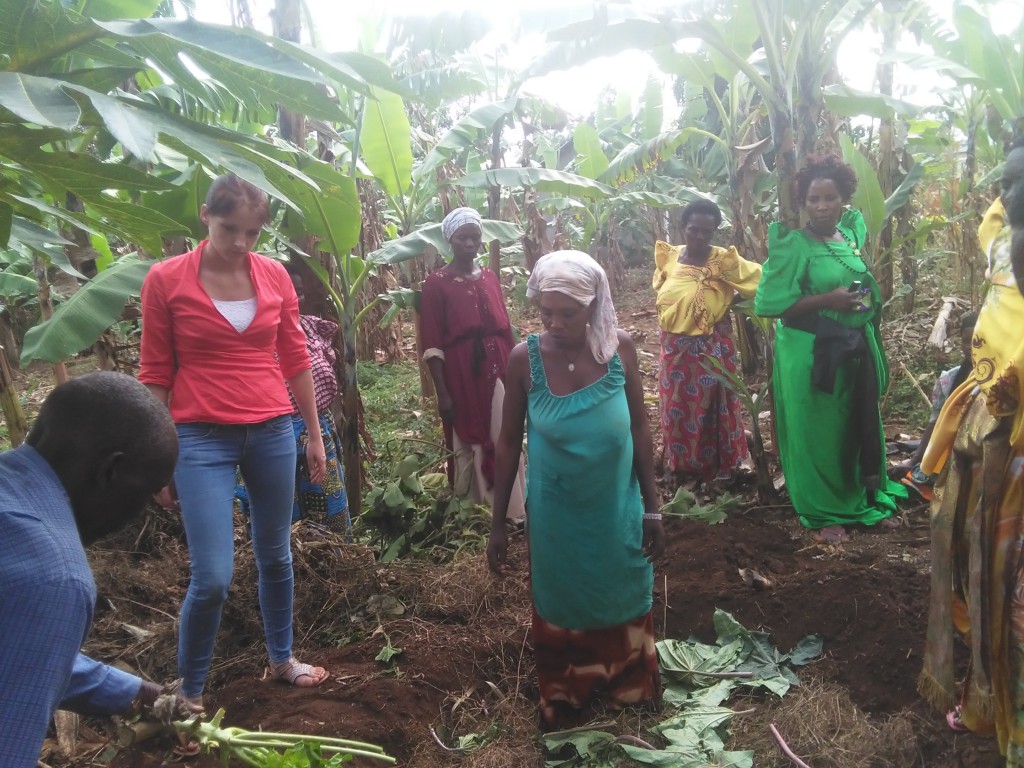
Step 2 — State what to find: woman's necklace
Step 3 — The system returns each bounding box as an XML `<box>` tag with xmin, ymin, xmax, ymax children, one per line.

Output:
<box><xmin>805</xmin><ymin>225</ymin><xmax>867</xmax><ymax>275</ymax></box>
<box><xmin>562</xmin><ymin>344</ymin><xmax>584</xmax><ymax>372</ymax></box>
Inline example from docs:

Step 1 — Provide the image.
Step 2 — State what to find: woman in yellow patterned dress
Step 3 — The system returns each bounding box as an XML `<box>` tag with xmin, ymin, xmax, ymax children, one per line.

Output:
<box><xmin>919</xmin><ymin>137</ymin><xmax>1024</xmax><ymax>764</ymax></box>
<box><xmin>654</xmin><ymin>199</ymin><xmax>761</xmax><ymax>485</ymax></box>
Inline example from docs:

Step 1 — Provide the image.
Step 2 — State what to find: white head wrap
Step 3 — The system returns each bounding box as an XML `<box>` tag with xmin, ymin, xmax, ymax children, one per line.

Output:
<box><xmin>441</xmin><ymin>207</ymin><xmax>482</xmax><ymax>242</ymax></box>
<box><xmin>526</xmin><ymin>250</ymin><xmax>619</xmax><ymax>364</ymax></box>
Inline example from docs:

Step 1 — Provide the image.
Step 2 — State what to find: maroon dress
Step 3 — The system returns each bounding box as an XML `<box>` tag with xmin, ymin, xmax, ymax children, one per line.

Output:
<box><xmin>419</xmin><ymin>268</ymin><xmax>515</xmax><ymax>487</ymax></box>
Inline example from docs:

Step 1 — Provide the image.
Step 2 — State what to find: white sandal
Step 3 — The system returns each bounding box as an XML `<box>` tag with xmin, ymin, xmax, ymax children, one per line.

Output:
<box><xmin>271</xmin><ymin>658</ymin><xmax>328</xmax><ymax>687</ymax></box>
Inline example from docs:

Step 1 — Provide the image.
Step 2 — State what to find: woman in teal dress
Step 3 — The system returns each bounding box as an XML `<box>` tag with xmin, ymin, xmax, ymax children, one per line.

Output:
<box><xmin>754</xmin><ymin>154</ymin><xmax>906</xmax><ymax>544</ymax></box>
<box><xmin>487</xmin><ymin>250</ymin><xmax>665</xmax><ymax>727</ymax></box>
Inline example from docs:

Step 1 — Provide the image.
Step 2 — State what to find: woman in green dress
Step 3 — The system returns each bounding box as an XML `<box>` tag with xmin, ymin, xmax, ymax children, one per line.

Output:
<box><xmin>755</xmin><ymin>154</ymin><xmax>906</xmax><ymax>544</ymax></box>
<box><xmin>487</xmin><ymin>250</ymin><xmax>665</xmax><ymax>727</ymax></box>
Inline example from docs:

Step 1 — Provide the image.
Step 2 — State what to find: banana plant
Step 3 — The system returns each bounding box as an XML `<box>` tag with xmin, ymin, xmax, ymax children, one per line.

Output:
<box><xmin>1</xmin><ymin>0</ymin><xmax>401</xmax><ymax>368</ymax></box>
<box><xmin>528</xmin><ymin>0</ymin><xmax>878</xmax><ymax>226</ymax></box>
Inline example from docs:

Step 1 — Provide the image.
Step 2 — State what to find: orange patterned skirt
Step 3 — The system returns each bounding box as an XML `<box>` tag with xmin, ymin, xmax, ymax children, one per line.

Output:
<box><xmin>533</xmin><ymin>607</ymin><xmax>661</xmax><ymax>727</ymax></box>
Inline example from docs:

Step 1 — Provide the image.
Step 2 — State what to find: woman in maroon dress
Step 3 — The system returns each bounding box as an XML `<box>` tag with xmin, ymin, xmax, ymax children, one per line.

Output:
<box><xmin>420</xmin><ymin>208</ymin><xmax>525</xmax><ymax>521</ymax></box>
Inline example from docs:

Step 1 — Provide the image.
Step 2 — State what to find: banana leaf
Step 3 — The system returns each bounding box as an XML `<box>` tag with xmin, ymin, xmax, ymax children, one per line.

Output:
<box><xmin>21</xmin><ymin>257</ymin><xmax>151</xmax><ymax>365</ymax></box>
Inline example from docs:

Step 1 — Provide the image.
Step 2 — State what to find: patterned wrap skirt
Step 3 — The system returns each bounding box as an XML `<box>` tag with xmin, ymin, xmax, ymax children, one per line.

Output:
<box><xmin>236</xmin><ymin>410</ymin><xmax>350</xmax><ymax>539</ymax></box>
<box><xmin>659</xmin><ymin>319</ymin><xmax>750</xmax><ymax>481</ymax></box>
<box><xmin>532</xmin><ymin>607</ymin><xmax>661</xmax><ymax>727</ymax></box>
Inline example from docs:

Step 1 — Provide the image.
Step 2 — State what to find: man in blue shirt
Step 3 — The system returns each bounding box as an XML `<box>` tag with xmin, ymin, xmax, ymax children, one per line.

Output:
<box><xmin>0</xmin><ymin>372</ymin><xmax>188</xmax><ymax>766</ymax></box>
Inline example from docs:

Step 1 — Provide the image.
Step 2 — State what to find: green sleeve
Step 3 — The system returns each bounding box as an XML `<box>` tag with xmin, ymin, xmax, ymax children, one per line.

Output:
<box><xmin>838</xmin><ymin>208</ymin><xmax>867</xmax><ymax>248</ymax></box>
<box><xmin>754</xmin><ymin>221</ymin><xmax>808</xmax><ymax>318</ymax></box>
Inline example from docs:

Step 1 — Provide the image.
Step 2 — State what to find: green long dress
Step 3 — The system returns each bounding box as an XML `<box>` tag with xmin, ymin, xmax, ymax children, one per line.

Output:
<box><xmin>754</xmin><ymin>209</ymin><xmax>907</xmax><ymax>529</ymax></box>
<box><xmin>525</xmin><ymin>333</ymin><xmax>653</xmax><ymax>629</ymax></box>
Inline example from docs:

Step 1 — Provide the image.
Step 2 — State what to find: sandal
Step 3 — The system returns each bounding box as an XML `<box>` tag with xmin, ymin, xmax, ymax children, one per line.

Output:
<box><xmin>172</xmin><ymin>694</ymin><xmax>204</xmax><ymax>758</ymax></box>
<box><xmin>173</xmin><ymin>740</ymin><xmax>201</xmax><ymax>758</ymax></box>
<box><xmin>812</xmin><ymin>525</ymin><xmax>847</xmax><ymax>544</ymax></box>
<box><xmin>946</xmin><ymin>706</ymin><xmax>969</xmax><ymax>732</ymax></box>
<box><xmin>271</xmin><ymin>658</ymin><xmax>328</xmax><ymax>688</ymax></box>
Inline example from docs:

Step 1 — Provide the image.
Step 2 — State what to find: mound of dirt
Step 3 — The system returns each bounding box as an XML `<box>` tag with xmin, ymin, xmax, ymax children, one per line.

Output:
<box><xmin>89</xmin><ymin>504</ymin><xmax>1002</xmax><ymax>768</ymax></box>
<box><xmin>658</xmin><ymin>510</ymin><xmax>928</xmax><ymax>713</ymax></box>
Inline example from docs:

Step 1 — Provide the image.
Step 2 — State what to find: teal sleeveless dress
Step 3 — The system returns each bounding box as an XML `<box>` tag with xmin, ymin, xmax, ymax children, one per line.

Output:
<box><xmin>525</xmin><ymin>334</ymin><xmax>653</xmax><ymax>630</ymax></box>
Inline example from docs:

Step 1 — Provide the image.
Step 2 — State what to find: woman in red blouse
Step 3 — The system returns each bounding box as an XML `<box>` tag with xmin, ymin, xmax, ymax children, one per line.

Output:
<box><xmin>419</xmin><ymin>207</ymin><xmax>525</xmax><ymax>521</ymax></box>
<box><xmin>140</xmin><ymin>174</ymin><xmax>328</xmax><ymax>704</ymax></box>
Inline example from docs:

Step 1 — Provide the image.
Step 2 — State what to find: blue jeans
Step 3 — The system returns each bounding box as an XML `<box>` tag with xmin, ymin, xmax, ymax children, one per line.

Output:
<box><xmin>174</xmin><ymin>416</ymin><xmax>296</xmax><ymax>698</ymax></box>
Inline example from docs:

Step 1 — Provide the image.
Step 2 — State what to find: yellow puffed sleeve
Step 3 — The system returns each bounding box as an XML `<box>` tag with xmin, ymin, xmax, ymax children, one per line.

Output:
<box><xmin>979</xmin><ymin>198</ymin><xmax>1005</xmax><ymax>260</ymax></box>
<box><xmin>653</xmin><ymin>241</ymin><xmax>681</xmax><ymax>291</ymax></box>
<box><xmin>717</xmin><ymin>245</ymin><xmax>762</xmax><ymax>300</ymax></box>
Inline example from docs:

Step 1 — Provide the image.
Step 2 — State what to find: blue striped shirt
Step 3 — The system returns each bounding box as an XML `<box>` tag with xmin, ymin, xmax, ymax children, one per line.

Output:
<box><xmin>0</xmin><ymin>445</ymin><xmax>140</xmax><ymax>767</ymax></box>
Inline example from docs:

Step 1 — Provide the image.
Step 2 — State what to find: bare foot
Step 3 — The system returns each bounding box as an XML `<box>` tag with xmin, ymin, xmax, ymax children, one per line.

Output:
<box><xmin>812</xmin><ymin>525</ymin><xmax>847</xmax><ymax>544</ymax></box>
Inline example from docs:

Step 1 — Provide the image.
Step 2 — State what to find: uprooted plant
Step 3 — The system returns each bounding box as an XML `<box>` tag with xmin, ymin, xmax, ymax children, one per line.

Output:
<box><xmin>174</xmin><ymin>708</ymin><xmax>396</xmax><ymax>767</ymax></box>
<box><xmin>360</xmin><ymin>441</ymin><xmax>493</xmax><ymax>562</ymax></box>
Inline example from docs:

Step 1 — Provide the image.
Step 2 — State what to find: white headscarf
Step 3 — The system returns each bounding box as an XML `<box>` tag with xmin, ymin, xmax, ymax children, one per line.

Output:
<box><xmin>526</xmin><ymin>249</ymin><xmax>619</xmax><ymax>364</ymax></box>
<box><xmin>441</xmin><ymin>207</ymin><xmax>482</xmax><ymax>241</ymax></box>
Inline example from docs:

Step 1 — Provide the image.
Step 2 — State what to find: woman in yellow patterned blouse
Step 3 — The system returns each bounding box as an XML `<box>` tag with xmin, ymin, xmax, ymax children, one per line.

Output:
<box><xmin>919</xmin><ymin>137</ymin><xmax>1024</xmax><ymax>764</ymax></box>
<box><xmin>653</xmin><ymin>199</ymin><xmax>761</xmax><ymax>485</ymax></box>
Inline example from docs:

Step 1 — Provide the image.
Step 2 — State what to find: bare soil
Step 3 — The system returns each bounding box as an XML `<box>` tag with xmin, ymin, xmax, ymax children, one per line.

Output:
<box><xmin>31</xmin><ymin>270</ymin><xmax>1002</xmax><ymax>767</ymax></box>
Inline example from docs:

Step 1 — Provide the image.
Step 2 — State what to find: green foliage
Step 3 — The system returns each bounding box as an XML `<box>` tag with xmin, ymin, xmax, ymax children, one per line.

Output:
<box><xmin>417</xmin><ymin>97</ymin><xmax>518</xmax><ymax>179</ymax></box>
<box><xmin>20</xmin><ymin>257</ymin><xmax>150</xmax><ymax>364</ymax></box>
<box><xmin>601</xmin><ymin>128</ymin><xmax>717</xmax><ymax>186</ymax></box>
<box><xmin>361</xmin><ymin>85</ymin><xmax>414</xmax><ymax>198</ymax></box>
<box><xmin>175</xmin><ymin>707</ymin><xmax>395</xmax><ymax>766</ymax></box>
<box><xmin>573</xmin><ymin>123</ymin><xmax>609</xmax><ymax>180</ymax></box>
<box><xmin>541</xmin><ymin>611</ymin><xmax>819</xmax><ymax>767</ymax></box>
<box><xmin>367</xmin><ymin>219</ymin><xmax>522</xmax><ymax>265</ymax></box>
<box><xmin>660</xmin><ymin>487</ymin><xmax>742</xmax><ymax>524</ymax></box>
<box><xmin>454</xmin><ymin>167</ymin><xmax>615</xmax><ymax>199</ymax></box>
<box><xmin>823</xmin><ymin>83</ymin><xmax>920</xmax><ymax>120</ymax></box>
<box><xmin>838</xmin><ymin>134</ymin><xmax>886</xmax><ymax>252</ymax></box>
<box><xmin>882</xmin><ymin>346</ymin><xmax>945</xmax><ymax>428</ymax></box>
<box><xmin>361</xmin><ymin>449</ymin><xmax>492</xmax><ymax>563</ymax></box>
<box><xmin>0</xmin><ymin>0</ymin><xmax>415</xmax><ymax>368</ymax></box>
<box><xmin>374</xmin><ymin>632</ymin><xmax>403</xmax><ymax>664</ymax></box>
<box><xmin>430</xmin><ymin>723</ymin><xmax>505</xmax><ymax>755</ymax></box>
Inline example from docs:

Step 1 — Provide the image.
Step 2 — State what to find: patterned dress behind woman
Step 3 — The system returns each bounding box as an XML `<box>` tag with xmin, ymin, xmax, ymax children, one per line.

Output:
<box><xmin>654</xmin><ymin>241</ymin><xmax>760</xmax><ymax>482</ymax></box>
<box><xmin>919</xmin><ymin>196</ymin><xmax>1024</xmax><ymax>764</ymax></box>
<box><xmin>755</xmin><ymin>209</ymin><xmax>907</xmax><ymax>529</ymax></box>
<box><xmin>235</xmin><ymin>311</ymin><xmax>349</xmax><ymax>537</ymax></box>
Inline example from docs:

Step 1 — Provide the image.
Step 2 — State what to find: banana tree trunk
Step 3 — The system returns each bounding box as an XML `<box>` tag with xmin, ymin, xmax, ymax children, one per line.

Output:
<box><xmin>874</xmin><ymin>14</ymin><xmax>899</xmax><ymax>301</ymax></box>
<box><xmin>487</xmin><ymin>122</ymin><xmax>502</xmax><ymax>272</ymax></box>
<box><xmin>340</xmin><ymin>314</ymin><xmax>361</xmax><ymax>516</ymax></box>
<box><xmin>0</xmin><ymin>310</ymin><xmax>18</xmax><ymax>370</ymax></box>
<box><xmin>769</xmin><ymin>106</ymin><xmax>799</xmax><ymax>229</ymax></box>
<box><xmin>0</xmin><ymin>347</ymin><xmax>28</xmax><ymax>447</ymax></box>
<box><xmin>962</xmin><ymin>119</ymin><xmax>980</xmax><ymax>303</ymax></box>
<box><xmin>33</xmin><ymin>257</ymin><xmax>68</xmax><ymax>385</ymax></box>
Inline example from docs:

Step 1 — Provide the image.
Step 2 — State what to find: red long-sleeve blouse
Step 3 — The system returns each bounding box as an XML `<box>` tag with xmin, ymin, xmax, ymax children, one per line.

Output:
<box><xmin>139</xmin><ymin>242</ymin><xmax>310</xmax><ymax>425</ymax></box>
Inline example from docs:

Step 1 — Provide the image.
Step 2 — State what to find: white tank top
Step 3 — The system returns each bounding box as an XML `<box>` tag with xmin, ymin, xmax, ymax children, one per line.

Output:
<box><xmin>213</xmin><ymin>297</ymin><xmax>258</xmax><ymax>333</ymax></box>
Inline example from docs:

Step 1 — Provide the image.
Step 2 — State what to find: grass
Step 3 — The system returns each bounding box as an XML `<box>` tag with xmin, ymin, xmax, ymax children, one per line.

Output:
<box><xmin>357</xmin><ymin>359</ymin><xmax>445</xmax><ymax>488</ymax></box>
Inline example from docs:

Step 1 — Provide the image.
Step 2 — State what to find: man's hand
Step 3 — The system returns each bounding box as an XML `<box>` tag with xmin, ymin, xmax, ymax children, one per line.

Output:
<box><xmin>153</xmin><ymin>484</ymin><xmax>177</xmax><ymax>510</ymax></box>
<box><xmin>134</xmin><ymin>681</ymin><xmax>204</xmax><ymax>723</ymax></box>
